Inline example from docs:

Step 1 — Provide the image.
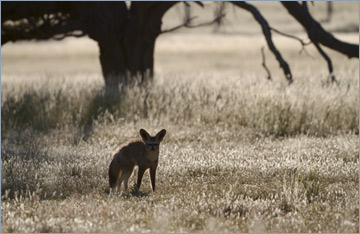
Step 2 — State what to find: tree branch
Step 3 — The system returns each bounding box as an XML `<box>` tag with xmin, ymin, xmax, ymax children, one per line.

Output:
<box><xmin>312</xmin><ymin>40</ymin><xmax>337</xmax><ymax>83</ymax></box>
<box><xmin>161</xmin><ymin>16</ymin><xmax>198</xmax><ymax>34</ymax></box>
<box><xmin>261</xmin><ymin>46</ymin><xmax>272</xmax><ymax>80</ymax></box>
<box><xmin>301</xmin><ymin>2</ymin><xmax>337</xmax><ymax>83</ymax></box>
<box><xmin>270</xmin><ymin>27</ymin><xmax>311</xmax><ymax>47</ymax></box>
<box><xmin>231</xmin><ymin>1</ymin><xmax>293</xmax><ymax>84</ymax></box>
<box><xmin>161</xmin><ymin>11</ymin><xmax>226</xmax><ymax>34</ymax></box>
<box><xmin>2</xmin><ymin>17</ymin><xmax>84</xmax><ymax>44</ymax></box>
<box><xmin>270</xmin><ymin>27</ymin><xmax>314</xmax><ymax>58</ymax></box>
<box><xmin>281</xmin><ymin>1</ymin><xmax>358</xmax><ymax>59</ymax></box>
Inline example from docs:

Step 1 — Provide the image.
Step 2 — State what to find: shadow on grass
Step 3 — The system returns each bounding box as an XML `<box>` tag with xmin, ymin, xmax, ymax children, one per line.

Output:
<box><xmin>1</xmin><ymin>90</ymin><xmax>64</xmax><ymax>136</ymax></box>
<box><xmin>76</xmin><ymin>82</ymin><xmax>150</xmax><ymax>143</ymax></box>
<box><xmin>1</xmin><ymin>140</ymin><xmax>54</xmax><ymax>201</ymax></box>
<box><xmin>77</xmin><ymin>86</ymin><xmax>125</xmax><ymax>142</ymax></box>
<box><xmin>1</xmin><ymin>85</ymin><xmax>128</xmax><ymax>142</ymax></box>
<box><xmin>105</xmin><ymin>185</ymin><xmax>150</xmax><ymax>198</ymax></box>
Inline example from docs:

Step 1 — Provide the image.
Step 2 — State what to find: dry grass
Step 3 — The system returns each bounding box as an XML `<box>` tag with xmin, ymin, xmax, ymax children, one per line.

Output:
<box><xmin>1</xmin><ymin>2</ymin><xmax>359</xmax><ymax>232</ymax></box>
<box><xmin>2</xmin><ymin>68</ymin><xmax>358</xmax><ymax>137</ymax></box>
<box><xmin>1</xmin><ymin>68</ymin><xmax>358</xmax><ymax>232</ymax></box>
<box><xmin>1</xmin><ymin>127</ymin><xmax>359</xmax><ymax>232</ymax></box>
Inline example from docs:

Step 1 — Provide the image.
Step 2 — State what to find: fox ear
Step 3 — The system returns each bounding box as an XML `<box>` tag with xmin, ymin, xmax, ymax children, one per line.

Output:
<box><xmin>140</xmin><ymin>129</ymin><xmax>150</xmax><ymax>141</ymax></box>
<box><xmin>155</xmin><ymin>129</ymin><xmax>167</xmax><ymax>142</ymax></box>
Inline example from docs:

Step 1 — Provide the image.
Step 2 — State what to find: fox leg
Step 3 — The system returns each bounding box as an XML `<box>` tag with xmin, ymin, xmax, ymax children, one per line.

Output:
<box><xmin>136</xmin><ymin>167</ymin><xmax>146</xmax><ymax>190</ymax></box>
<box><xmin>116</xmin><ymin>171</ymin><xmax>126</xmax><ymax>192</ymax></box>
<box><xmin>109</xmin><ymin>164</ymin><xmax>120</xmax><ymax>191</ymax></box>
<box><xmin>150</xmin><ymin>166</ymin><xmax>157</xmax><ymax>191</ymax></box>
<box><xmin>109</xmin><ymin>174</ymin><xmax>117</xmax><ymax>191</ymax></box>
<box><xmin>123</xmin><ymin>172</ymin><xmax>132</xmax><ymax>190</ymax></box>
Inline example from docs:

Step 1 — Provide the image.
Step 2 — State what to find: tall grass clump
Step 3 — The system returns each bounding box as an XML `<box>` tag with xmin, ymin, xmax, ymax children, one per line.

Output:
<box><xmin>1</xmin><ymin>79</ymin><xmax>99</xmax><ymax>136</ymax></box>
<box><xmin>2</xmin><ymin>71</ymin><xmax>359</xmax><ymax>138</ymax></box>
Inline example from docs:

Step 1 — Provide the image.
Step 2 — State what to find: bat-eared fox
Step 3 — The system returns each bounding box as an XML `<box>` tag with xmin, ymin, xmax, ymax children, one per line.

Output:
<box><xmin>108</xmin><ymin>129</ymin><xmax>166</xmax><ymax>192</ymax></box>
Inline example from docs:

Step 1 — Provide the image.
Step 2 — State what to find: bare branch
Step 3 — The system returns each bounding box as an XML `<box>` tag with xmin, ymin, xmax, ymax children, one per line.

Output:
<box><xmin>161</xmin><ymin>16</ymin><xmax>198</xmax><ymax>34</ymax></box>
<box><xmin>185</xmin><ymin>1</ymin><xmax>204</xmax><ymax>8</ymax></box>
<box><xmin>261</xmin><ymin>46</ymin><xmax>272</xmax><ymax>80</ymax></box>
<box><xmin>183</xmin><ymin>1</ymin><xmax>190</xmax><ymax>7</ymax></box>
<box><xmin>214</xmin><ymin>2</ymin><xmax>226</xmax><ymax>26</ymax></box>
<box><xmin>326</xmin><ymin>2</ymin><xmax>333</xmax><ymax>23</ymax></box>
<box><xmin>269</xmin><ymin>27</ymin><xmax>314</xmax><ymax>58</ymax></box>
<box><xmin>194</xmin><ymin>1</ymin><xmax>204</xmax><ymax>8</ymax></box>
<box><xmin>161</xmin><ymin>11</ymin><xmax>225</xmax><ymax>34</ymax></box>
<box><xmin>185</xmin><ymin>13</ymin><xmax>226</xmax><ymax>28</ymax></box>
<box><xmin>302</xmin><ymin>2</ymin><xmax>337</xmax><ymax>83</ymax></box>
<box><xmin>281</xmin><ymin>2</ymin><xmax>358</xmax><ymax>58</ymax></box>
<box><xmin>320</xmin><ymin>2</ymin><xmax>333</xmax><ymax>23</ymax></box>
<box><xmin>270</xmin><ymin>27</ymin><xmax>311</xmax><ymax>47</ymax></box>
<box><xmin>312</xmin><ymin>41</ymin><xmax>337</xmax><ymax>84</ymax></box>
<box><xmin>231</xmin><ymin>1</ymin><xmax>293</xmax><ymax>84</ymax></box>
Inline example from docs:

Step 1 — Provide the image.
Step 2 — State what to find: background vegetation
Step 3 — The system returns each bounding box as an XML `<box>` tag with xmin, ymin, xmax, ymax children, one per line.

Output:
<box><xmin>1</xmin><ymin>2</ymin><xmax>359</xmax><ymax>232</ymax></box>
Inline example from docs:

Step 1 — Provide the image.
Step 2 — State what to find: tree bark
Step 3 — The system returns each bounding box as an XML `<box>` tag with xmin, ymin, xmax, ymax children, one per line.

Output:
<box><xmin>123</xmin><ymin>2</ymin><xmax>177</xmax><ymax>84</ymax></box>
<box><xmin>77</xmin><ymin>2</ymin><xmax>128</xmax><ymax>88</ymax></box>
<box><xmin>82</xmin><ymin>2</ymin><xmax>177</xmax><ymax>90</ymax></box>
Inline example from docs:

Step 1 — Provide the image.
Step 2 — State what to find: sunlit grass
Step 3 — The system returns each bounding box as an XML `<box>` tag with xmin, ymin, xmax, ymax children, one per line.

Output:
<box><xmin>1</xmin><ymin>69</ymin><xmax>359</xmax><ymax>232</ymax></box>
<box><xmin>2</xmin><ymin>68</ymin><xmax>358</xmax><ymax>137</ymax></box>
<box><xmin>1</xmin><ymin>132</ymin><xmax>358</xmax><ymax>232</ymax></box>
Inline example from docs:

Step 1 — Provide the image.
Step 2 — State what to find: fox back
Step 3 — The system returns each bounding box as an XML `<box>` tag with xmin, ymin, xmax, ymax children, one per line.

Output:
<box><xmin>108</xmin><ymin>129</ymin><xmax>166</xmax><ymax>192</ymax></box>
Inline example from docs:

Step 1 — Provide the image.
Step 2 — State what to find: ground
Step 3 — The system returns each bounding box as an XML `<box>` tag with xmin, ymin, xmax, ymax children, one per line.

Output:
<box><xmin>1</xmin><ymin>2</ymin><xmax>359</xmax><ymax>233</ymax></box>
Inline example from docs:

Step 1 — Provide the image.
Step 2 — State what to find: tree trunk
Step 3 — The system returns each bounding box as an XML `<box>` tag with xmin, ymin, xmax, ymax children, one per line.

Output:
<box><xmin>98</xmin><ymin>39</ymin><xmax>128</xmax><ymax>88</ymax></box>
<box><xmin>83</xmin><ymin>2</ymin><xmax>177</xmax><ymax>91</ymax></box>
<box><xmin>96</xmin><ymin>23</ymin><xmax>158</xmax><ymax>89</ymax></box>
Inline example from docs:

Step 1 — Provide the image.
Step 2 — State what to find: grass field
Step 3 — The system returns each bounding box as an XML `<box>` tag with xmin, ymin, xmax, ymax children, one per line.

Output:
<box><xmin>1</xmin><ymin>2</ymin><xmax>359</xmax><ymax>233</ymax></box>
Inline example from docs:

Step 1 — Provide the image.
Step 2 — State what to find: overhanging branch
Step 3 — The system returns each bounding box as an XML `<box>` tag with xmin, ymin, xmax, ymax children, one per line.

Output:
<box><xmin>281</xmin><ymin>1</ymin><xmax>359</xmax><ymax>59</ymax></box>
<box><xmin>2</xmin><ymin>16</ymin><xmax>84</xmax><ymax>44</ymax></box>
<box><xmin>301</xmin><ymin>2</ymin><xmax>337</xmax><ymax>83</ymax></box>
<box><xmin>270</xmin><ymin>27</ymin><xmax>311</xmax><ymax>47</ymax></box>
<box><xmin>261</xmin><ymin>46</ymin><xmax>272</xmax><ymax>80</ymax></box>
<box><xmin>231</xmin><ymin>1</ymin><xmax>293</xmax><ymax>83</ymax></box>
<box><xmin>270</xmin><ymin>27</ymin><xmax>314</xmax><ymax>57</ymax></box>
<box><xmin>161</xmin><ymin>11</ymin><xmax>226</xmax><ymax>34</ymax></box>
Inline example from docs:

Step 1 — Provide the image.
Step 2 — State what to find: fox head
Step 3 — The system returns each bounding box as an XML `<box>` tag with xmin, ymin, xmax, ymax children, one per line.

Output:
<box><xmin>140</xmin><ymin>129</ymin><xmax>167</xmax><ymax>151</ymax></box>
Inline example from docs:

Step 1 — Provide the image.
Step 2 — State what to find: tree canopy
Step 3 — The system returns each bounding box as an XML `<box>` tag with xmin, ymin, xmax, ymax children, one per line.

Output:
<box><xmin>2</xmin><ymin>1</ymin><xmax>358</xmax><ymax>88</ymax></box>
